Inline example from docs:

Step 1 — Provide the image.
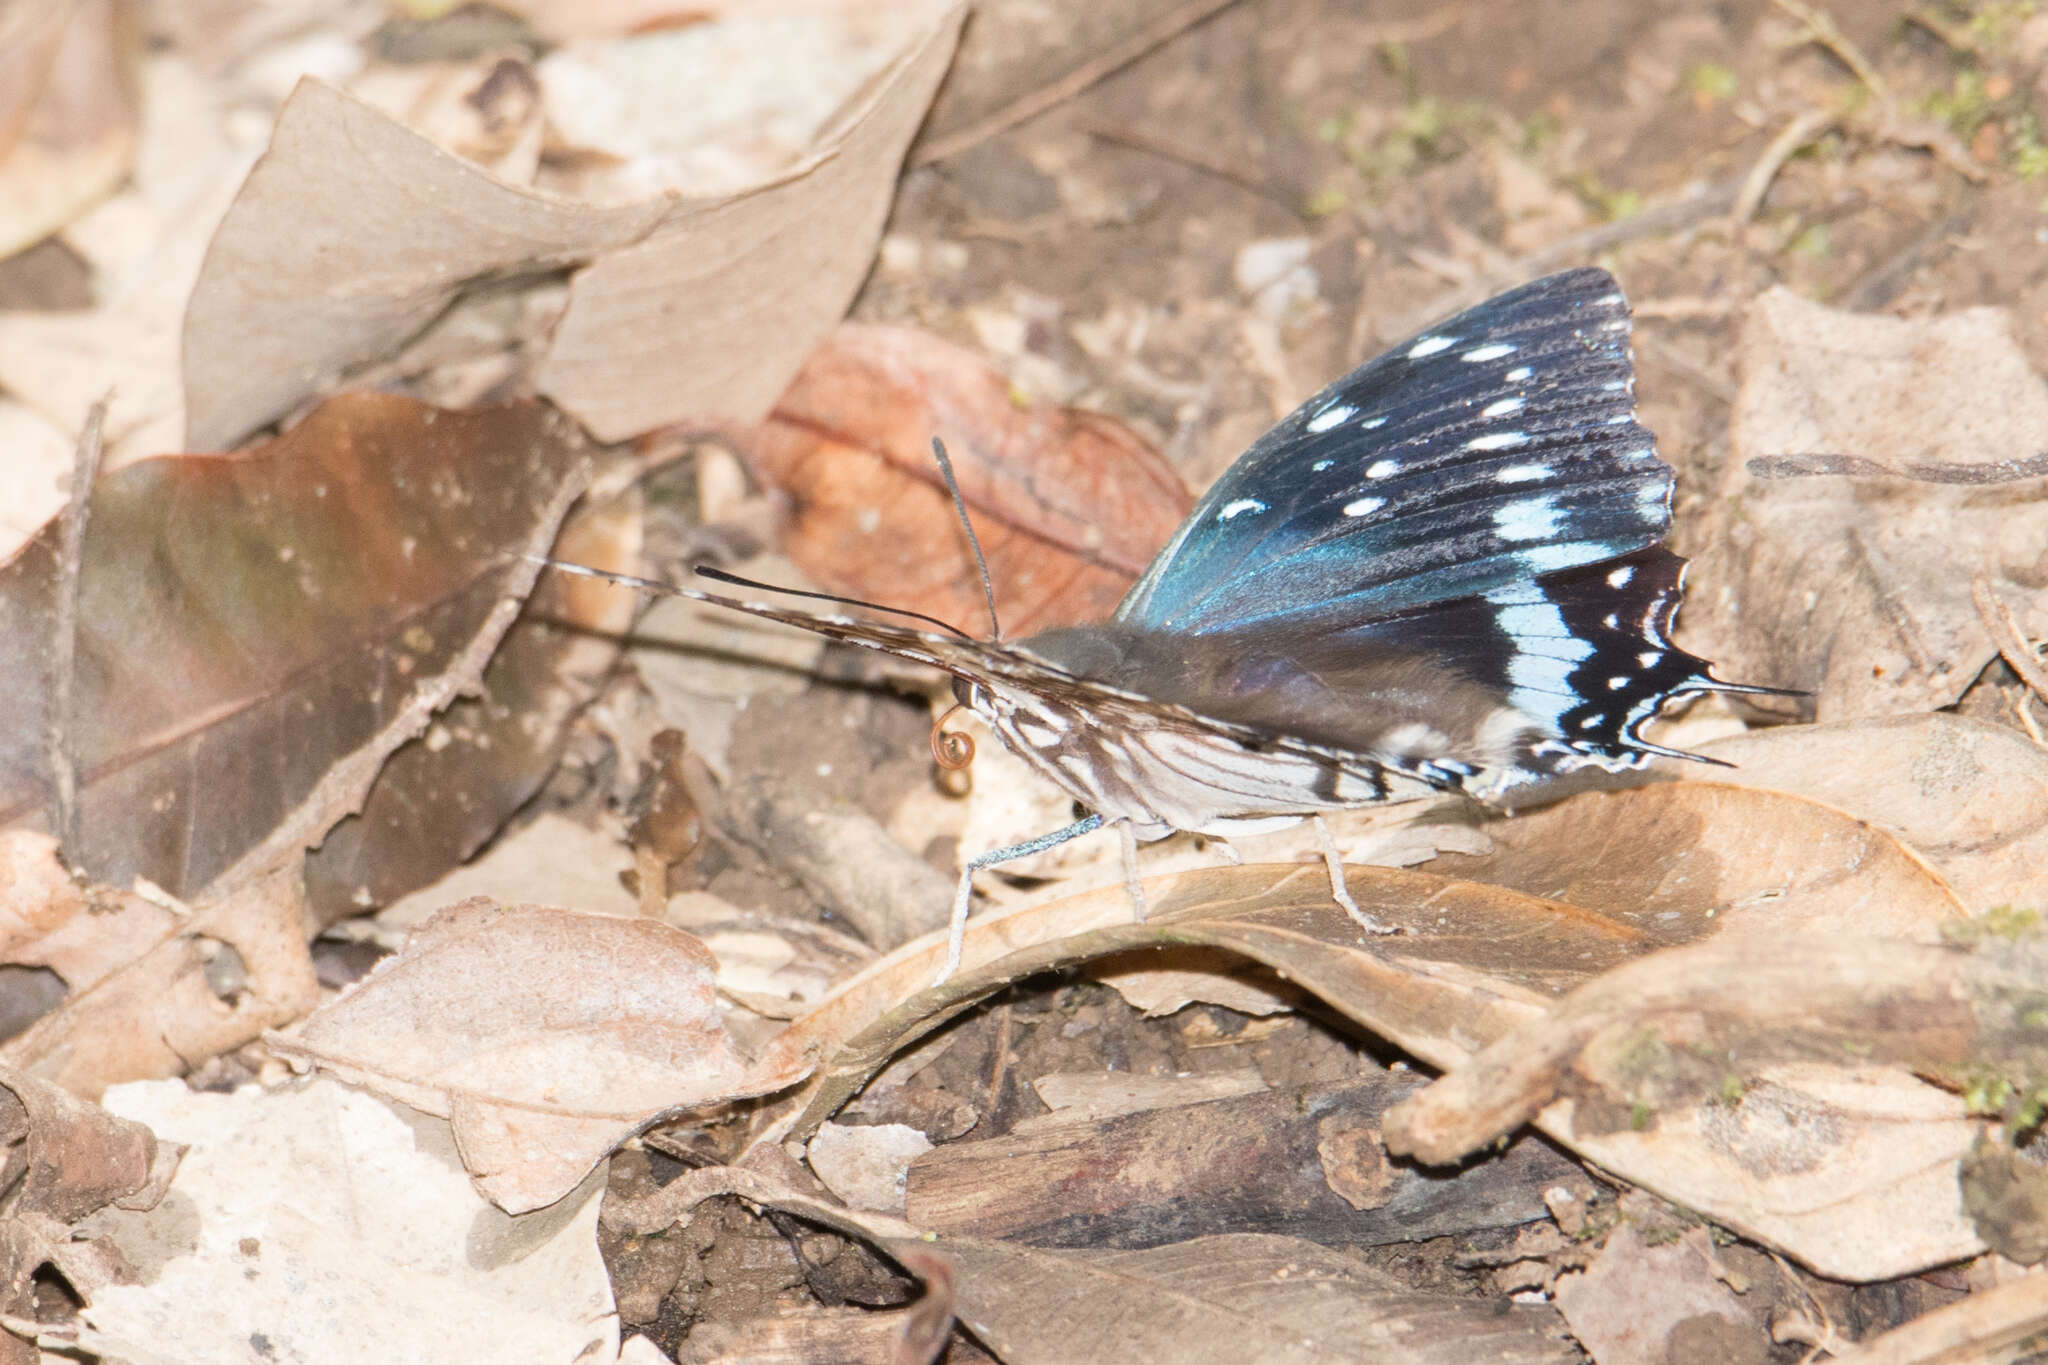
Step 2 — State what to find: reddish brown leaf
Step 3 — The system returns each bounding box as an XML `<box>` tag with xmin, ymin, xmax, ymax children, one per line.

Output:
<box><xmin>0</xmin><ymin>392</ymin><xmax>590</xmax><ymax>901</ymax></box>
<box><xmin>738</xmin><ymin>324</ymin><xmax>1192</xmax><ymax>636</ymax></box>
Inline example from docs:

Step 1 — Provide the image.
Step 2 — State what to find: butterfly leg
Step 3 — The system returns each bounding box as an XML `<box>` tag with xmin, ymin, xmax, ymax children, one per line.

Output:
<box><xmin>1313</xmin><ymin>815</ymin><xmax>1390</xmax><ymax>934</ymax></box>
<box><xmin>938</xmin><ymin>813</ymin><xmax>1107</xmax><ymax>985</ymax></box>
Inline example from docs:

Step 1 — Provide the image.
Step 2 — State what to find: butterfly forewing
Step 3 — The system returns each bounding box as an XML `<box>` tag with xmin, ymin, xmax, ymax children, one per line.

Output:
<box><xmin>1117</xmin><ymin>269</ymin><xmax>1668</xmax><ymax>635</ymax></box>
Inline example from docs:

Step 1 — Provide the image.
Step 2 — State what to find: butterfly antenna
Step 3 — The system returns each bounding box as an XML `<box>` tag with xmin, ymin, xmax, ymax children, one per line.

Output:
<box><xmin>521</xmin><ymin>555</ymin><xmax>976</xmax><ymax>641</ymax></box>
<box><xmin>930</xmin><ymin>437</ymin><xmax>1003</xmax><ymax>641</ymax></box>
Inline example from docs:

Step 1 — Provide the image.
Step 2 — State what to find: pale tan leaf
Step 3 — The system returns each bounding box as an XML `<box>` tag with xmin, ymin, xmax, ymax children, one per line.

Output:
<box><xmin>183</xmin><ymin>9</ymin><xmax>965</xmax><ymax>450</ymax></box>
<box><xmin>269</xmin><ymin>899</ymin><xmax>803</xmax><ymax>1212</ymax></box>
<box><xmin>1685</xmin><ymin>288</ymin><xmax>2048</xmax><ymax>719</ymax></box>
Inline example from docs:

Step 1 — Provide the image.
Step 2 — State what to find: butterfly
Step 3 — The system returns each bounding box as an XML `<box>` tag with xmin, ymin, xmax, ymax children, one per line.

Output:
<box><xmin>545</xmin><ymin>268</ymin><xmax>1783</xmax><ymax>981</ymax></box>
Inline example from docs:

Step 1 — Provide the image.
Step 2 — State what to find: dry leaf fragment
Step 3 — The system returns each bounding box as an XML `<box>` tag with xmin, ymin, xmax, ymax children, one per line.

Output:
<box><xmin>303</xmin><ymin>486</ymin><xmax>643</xmax><ymax>923</ymax></box>
<box><xmin>1552</xmin><ymin>1226</ymin><xmax>1755</xmax><ymax>1365</ymax></box>
<box><xmin>3</xmin><ymin>866</ymin><xmax>318</xmax><ymax>1098</ymax></box>
<box><xmin>737</xmin><ymin>323</ymin><xmax>1192</xmax><ymax>634</ymax></box>
<box><xmin>1699</xmin><ymin>713</ymin><xmax>2048</xmax><ymax>912</ymax></box>
<box><xmin>184</xmin><ymin>8</ymin><xmax>966</xmax><ymax>451</ymax></box>
<box><xmin>0</xmin><ymin>0</ymin><xmax>141</xmax><ymax>256</ymax></box>
<box><xmin>0</xmin><ymin>1061</ymin><xmax>165</xmax><ymax>1340</ymax></box>
<box><xmin>1380</xmin><ymin>932</ymin><xmax>2030</xmax><ymax>1277</ymax></box>
<box><xmin>1685</xmin><ymin>287</ymin><xmax>2048</xmax><ymax>720</ymax></box>
<box><xmin>0</xmin><ymin>392</ymin><xmax>590</xmax><ymax>902</ymax></box>
<box><xmin>269</xmin><ymin>899</ymin><xmax>806</xmax><ymax>1213</ymax></box>
<box><xmin>76</xmin><ymin>1077</ymin><xmax>616</xmax><ymax>1365</ymax></box>
<box><xmin>1429</xmin><ymin>780</ymin><xmax>1967</xmax><ymax>943</ymax></box>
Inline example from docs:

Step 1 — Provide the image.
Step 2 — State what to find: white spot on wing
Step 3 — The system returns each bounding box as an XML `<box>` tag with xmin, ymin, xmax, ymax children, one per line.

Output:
<box><xmin>1504</xmin><ymin>366</ymin><xmax>1533</xmax><ymax>382</ymax></box>
<box><xmin>1342</xmin><ymin>497</ymin><xmax>1385</xmax><ymax>517</ymax></box>
<box><xmin>1409</xmin><ymin>335</ymin><xmax>1455</xmax><ymax>358</ymax></box>
<box><xmin>1482</xmin><ymin>397</ymin><xmax>1525</xmax><ymax>417</ymax></box>
<box><xmin>1466</xmin><ymin>432</ymin><xmax>1529</xmax><ymax>451</ymax></box>
<box><xmin>1218</xmin><ymin>498</ymin><xmax>1266</xmax><ymax>521</ymax></box>
<box><xmin>1492</xmin><ymin>496</ymin><xmax>1563</xmax><ymax>542</ymax></box>
<box><xmin>1496</xmin><ymin>463</ymin><xmax>1551</xmax><ymax>483</ymax></box>
<box><xmin>1365</xmin><ymin>459</ymin><xmax>1399</xmax><ymax>479</ymax></box>
<box><xmin>1487</xmin><ymin>585</ymin><xmax>1597</xmax><ymax>718</ymax></box>
<box><xmin>1463</xmin><ymin>343</ymin><xmax>1517</xmax><ymax>362</ymax></box>
<box><xmin>1361</xmin><ymin>415</ymin><xmax>1388</xmax><ymax>430</ymax></box>
<box><xmin>1311</xmin><ymin>459</ymin><xmax>1333</xmax><ymax>471</ymax></box>
<box><xmin>1380</xmin><ymin>722</ymin><xmax>1452</xmax><ymax>753</ymax></box>
<box><xmin>1638</xmin><ymin>650</ymin><xmax>1664</xmax><ymax>668</ymax></box>
<box><xmin>1606</xmin><ymin>675</ymin><xmax>1631</xmax><ymax>691</ymax></box>
<box><xmin>1016</xmin><ymin>722</ymin><xmax>1062</xmax><ymax>747</ymax></box>
<box><xmin>1306</xmin><ymin>403</ymin><xmax>1356</xmax><ymax>433</ymax></box>
<box><xmin>1607</xmin><ymin>565</ymin><xmax>1635</xmax><ymax>588</ymax></box>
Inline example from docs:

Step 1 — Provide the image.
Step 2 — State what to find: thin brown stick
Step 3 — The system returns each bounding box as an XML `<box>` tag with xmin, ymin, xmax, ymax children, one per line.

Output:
<box><xmin>1973</xmin><ymin>576</ymin><xmax>2048</xmax><ymax>710</ymax></box>
<box><xmin>1731</xmin><ymin>106</ymin><xmax>1837</xmax><ymax>226</ymax></box>
<box><xmin>1747</xmin><ymin>452</ymin><xmax>2048</xmax><ymax>484</ymax></box>
<box><xmin>49</xmin><ymin>397</ymin><xmax>109</xmax><ymax>861</ymax></box>
<box><xmin>1082</xmin><ymin>122</ymin><xmax>1299</xmax><ymax>211</ymax></box>
<box><xmin>912</xmin><ymin>0</ymin><xmax>1246</xmax><ymax>165</ymax></box>
<box><xmin>1373</xmin><ymin>176</ymin><xmax>1743</xmax><ymax>349</ymax></box>
<box><xmin>1771</xmin><ymin>0</ymin><xmax>1890</xmax><ymax>101</ymax></box>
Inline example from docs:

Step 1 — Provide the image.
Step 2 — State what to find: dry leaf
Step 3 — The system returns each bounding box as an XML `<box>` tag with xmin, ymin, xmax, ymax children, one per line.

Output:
<box><xmin>3</xmin><ymin>866</ymin><xmax>318</xmax><ymax>1097</ymax></box>
<box><xmin>1552</xmin><ymin>1227</ymin><xmax>1753</xmax><ymax>1365</ymax></box>
<box><xmin>0</xmin><ymin>392</ymin><xmax>590</xmax><ymax>902</ymax></box>
<box><xmin>0</xmin><ymin>0</ymin><xmax>140</xmax><ymax>256</ymax></box>
<box><xmin>1699</xmin><ymin>713</ymin><xmax>2048</xmax><ymax>911</ymax></box>
<box><xmin>1428</xmin><ymin>780</ymin><xmax>1967</xmax><ymax>943</ymax></box>
<box><xmin>268</xmin><ymin>899</ymin><xmax>803</xmax><ymax>1212</ymax></box>
<box><xmin>75</xmin><ymin>1077</ymin><xmax>616</xmax><ymax>1365</ymax></box>
<box><xmin>1379</xmin><ymin>932</ymin><xmax>2033</xmax><ymax>1277</ymax></box>
<box><xmin>737</xmin><ymin>323</ymin><xmax>1192</xmax><ymax>634</ymax></box>
<box><xmin>1685</xmin><ymin>288</ymin><xmax>2048</xmax><ymax>719</ymax></box>
<box><xmin>184</xmin><ymin>9</ymin><xmax>966</xmax><ymax>450</ymax></box>
<box><xmin>0</xmin><ymin>1060</ymin><xmax>167</xmax><ymax>1354</ymax></box>
<box><xmin>303</xmin><ymin>487</ymin><xmax>642</xmax><ymax>923</ymax></box>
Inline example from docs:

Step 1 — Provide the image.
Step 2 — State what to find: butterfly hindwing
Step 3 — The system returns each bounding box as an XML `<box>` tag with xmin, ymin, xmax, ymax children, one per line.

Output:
<box><xmin>1115</xmin><ymin>269</ymin><xmax>1669</xmax><ymax>637</ymax></box>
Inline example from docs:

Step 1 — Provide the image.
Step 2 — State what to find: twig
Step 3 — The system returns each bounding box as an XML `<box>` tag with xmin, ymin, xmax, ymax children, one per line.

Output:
<box><xmin>1771</xmin><ymin>0</ymin><xmax>1890</xmax><ymax>102</ymax></box>
<box><xmin>1083</xmin><ymin>122</ymin><xmax>1300</xmax><ymax>212</ymax></box>
<box><xmin>1731</xmin><ymin>106</ymin><xmax>1838</xmax><ymax>226</ymax></box>
<box><xmin>1748</xmin><ymin>451</ymin><xmax>2048</xmax><ymax>484</ymax></box>
<box><xmin>1374</xmin><ymin>176</ymin><xmax>1743</xmax><ymax>348</ymax></box>
<box><xmin>1973</xmin><ymin>576</ymin><xmax>2048</xmax><ymax>711</ymax></box>
<box><xmin>912</xmin><ymin>0</ymin><xmax>1246</xmax><ymax>165</ymax></box>
<box><xmin>49</xmin><ymin>396</ymin><xmax>109</xmax><ymax>862</ymax></box>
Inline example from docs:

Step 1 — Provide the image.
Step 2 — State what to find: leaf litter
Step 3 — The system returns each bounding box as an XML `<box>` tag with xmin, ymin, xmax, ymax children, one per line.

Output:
<box><xmin>6</xmin><ymin>1</ymin><xmax>2048</xmax><ymax>1362</ymax></box>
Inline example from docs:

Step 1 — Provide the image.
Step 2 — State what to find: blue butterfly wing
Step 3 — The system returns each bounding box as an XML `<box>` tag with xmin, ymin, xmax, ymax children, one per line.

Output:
<box><xmin>1116</xmin><ymin>268</ymin><xmax>1668</xmax><ymax>636</ymax></box>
